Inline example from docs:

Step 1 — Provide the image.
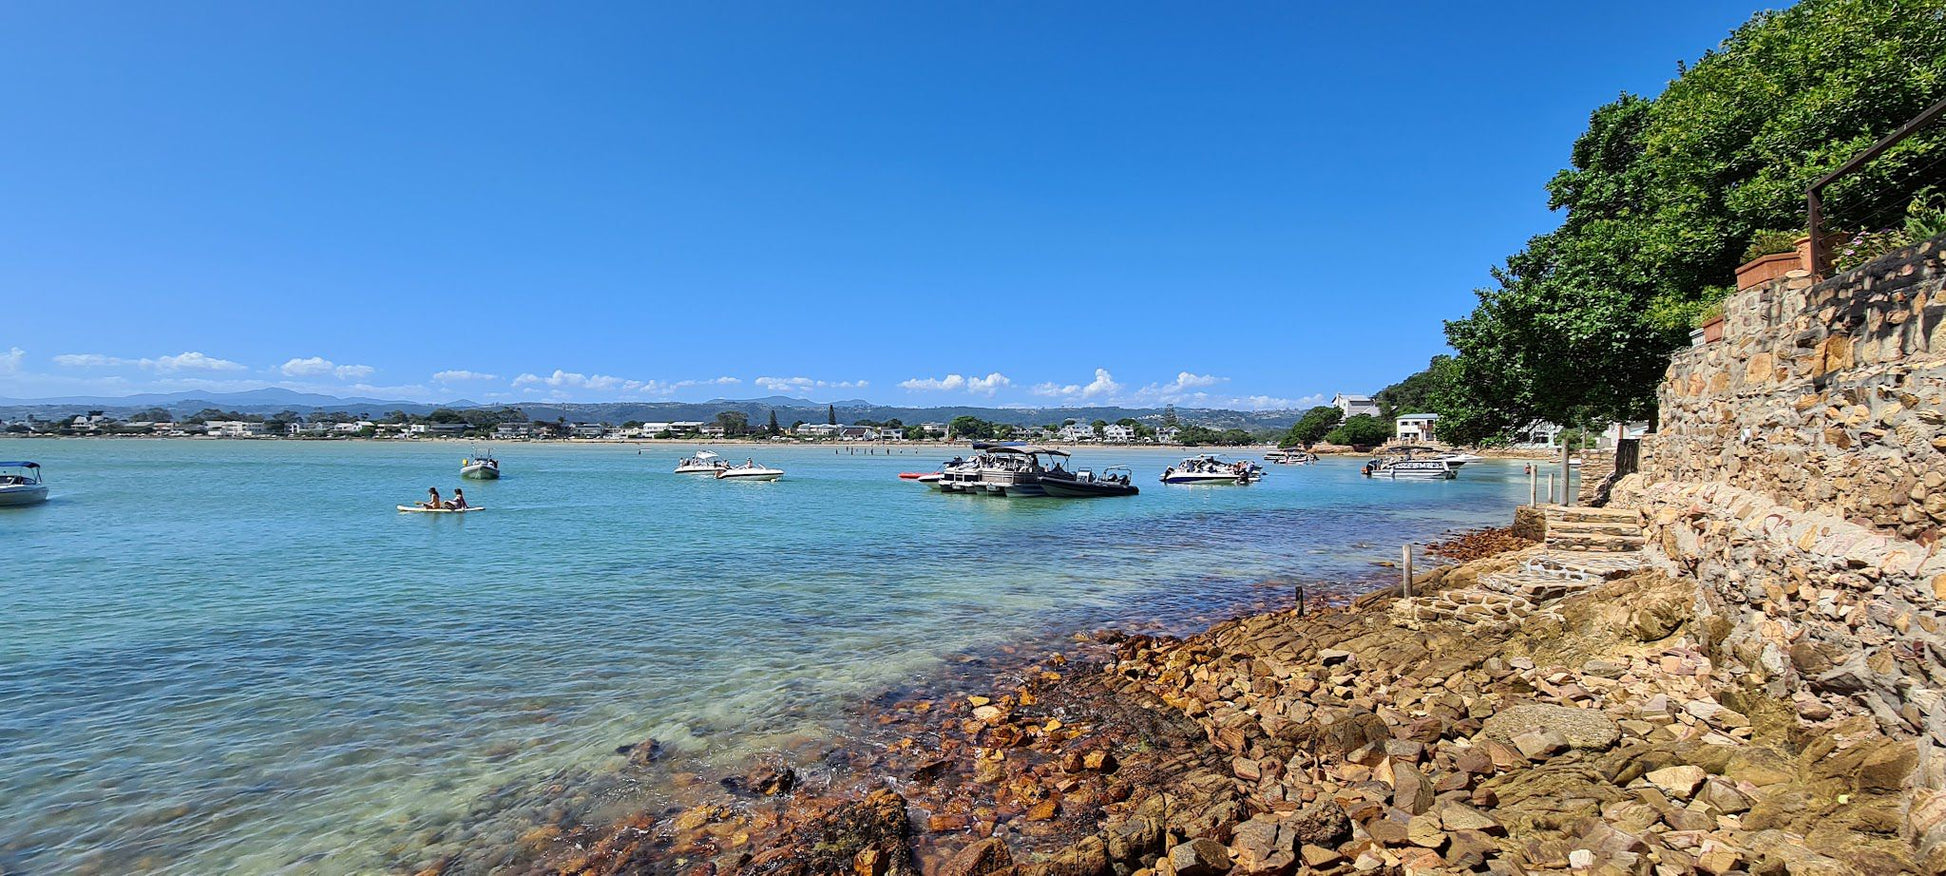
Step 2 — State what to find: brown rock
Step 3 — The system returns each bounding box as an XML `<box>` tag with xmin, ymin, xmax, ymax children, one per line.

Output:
<box><xmin>1392</xmin><ymin>763</ymin><xmax>1434</xmax><ymax>815</ymax></box>
<box><xmin>941</xmin><ymin>838</ymin><xmax>1014</xmax><ymax>876</ymax></box>
<box><xmin>1167</xmin><ymin>838</ymin><xmax>1233</xmax><ymax>876</ymax></box>
<box><xmin>1286</xmin><ymin>800</ymin><xmax>1350</xmax><ymax>847</ymax></box>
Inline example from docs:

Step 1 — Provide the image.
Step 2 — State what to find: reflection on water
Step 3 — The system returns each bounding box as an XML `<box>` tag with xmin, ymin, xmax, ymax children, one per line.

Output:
<box><xmin>0</xmin><ymin>440</ymin><xmax>1537</xmax><ymax>873</ymax></box>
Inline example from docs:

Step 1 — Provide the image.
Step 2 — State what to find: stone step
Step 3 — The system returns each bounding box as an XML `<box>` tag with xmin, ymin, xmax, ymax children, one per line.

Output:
<box><xmin>1542</xmin><ymin>505</ymin><xmax>1643</xmax><ymax>524</ymax></box>
<box><xmin>1545</xmin><ymin>520</ymin><xmax>1644</xmax><ymax>537</ymax></box>
<box><xmin>1480</xmin><ymin>570</ymin><xmax>1600</xmax><ymax>603</ymax></box>
<box><xmin>1524</xmin><ymin>550</ymin><xmax>1644</xmax><ymax>581</ymax></box>
<box><xmin>1544</xmin><ymin>533</ymin><xmax>1647</xmax><ymax>553</ymax></box>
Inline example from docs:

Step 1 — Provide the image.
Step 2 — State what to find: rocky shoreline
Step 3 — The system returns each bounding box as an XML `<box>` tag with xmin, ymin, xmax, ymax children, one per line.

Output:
<box><xmin>432</xmin><ymin>529</ymin><xmax>1918</xmax><ymax>876</ymax></box>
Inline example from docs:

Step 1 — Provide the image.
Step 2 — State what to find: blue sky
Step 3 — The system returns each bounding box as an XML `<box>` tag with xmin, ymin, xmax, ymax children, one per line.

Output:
<box><xmin>1</xmin><ymin>1</ymin><xmax>1770</xmax><ymax>409</ymax></box>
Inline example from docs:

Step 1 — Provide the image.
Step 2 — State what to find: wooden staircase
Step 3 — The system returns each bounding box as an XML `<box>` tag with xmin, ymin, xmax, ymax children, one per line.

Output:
<box><xmin>1542</xmin><ymin>505</ymin><xmax>1646</xmax><ymax>553</ymax></box>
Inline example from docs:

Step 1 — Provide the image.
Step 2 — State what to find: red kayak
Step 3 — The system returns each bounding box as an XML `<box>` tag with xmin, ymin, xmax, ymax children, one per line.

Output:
<box><xmin>898</xmin><ymin>471</ymin><xmax>938</xmax><ymax>480</ymax></box>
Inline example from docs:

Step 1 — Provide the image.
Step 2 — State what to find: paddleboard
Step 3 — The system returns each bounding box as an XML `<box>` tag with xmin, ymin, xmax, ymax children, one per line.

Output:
<box><xmin>396</xmin><ymin>505</ymin><xmax>486</xmax><ymax>513</ymax></box>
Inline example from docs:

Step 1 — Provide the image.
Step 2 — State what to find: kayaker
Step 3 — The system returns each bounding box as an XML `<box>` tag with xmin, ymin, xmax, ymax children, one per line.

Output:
<box><xmin>421</xmin><ymin>487</ymin><xmax>442</xmax><ymax>509</ymax></box>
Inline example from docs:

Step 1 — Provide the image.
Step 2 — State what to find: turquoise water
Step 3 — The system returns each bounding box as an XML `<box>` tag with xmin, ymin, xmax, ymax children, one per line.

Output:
<box><xmin>0</xmin><ymin>439</ymin><xmax>1543</xmax><ymax>873</ymax></box>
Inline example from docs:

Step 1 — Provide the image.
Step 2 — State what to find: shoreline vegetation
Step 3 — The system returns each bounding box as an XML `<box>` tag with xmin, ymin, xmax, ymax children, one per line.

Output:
<box><xmin>420</xmin><ymin>523</ymin><xmax>1897</xmax><ymax>876</ymax></box>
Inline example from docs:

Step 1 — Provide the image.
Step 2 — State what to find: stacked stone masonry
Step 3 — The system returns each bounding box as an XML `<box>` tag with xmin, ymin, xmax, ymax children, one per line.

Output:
<box><xmin>1626</xmin><ymin>232</ymin><xmax>1946</xmax><ymax>868</ymax></box>
<box><xmin>1646</xmin><ymin>235</ymin><xmax>1946</xmax><ymax>542</ymax></box>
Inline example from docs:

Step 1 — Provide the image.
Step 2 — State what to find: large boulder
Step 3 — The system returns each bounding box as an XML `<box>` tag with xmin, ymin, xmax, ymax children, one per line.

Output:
<box><xmin>1478</xmin><ymin>703</ymin><xmax>1619</xmax><ymax>752</ymax></box>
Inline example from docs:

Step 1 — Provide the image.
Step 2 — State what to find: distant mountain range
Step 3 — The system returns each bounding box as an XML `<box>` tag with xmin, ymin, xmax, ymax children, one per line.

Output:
<box><xmin>0</xmin><ymin>387</ymin><xmax>1310</xmax><ymax>429</ymax></box>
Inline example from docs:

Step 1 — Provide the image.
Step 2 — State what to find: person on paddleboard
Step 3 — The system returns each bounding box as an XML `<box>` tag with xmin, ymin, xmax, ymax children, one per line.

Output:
<box><xmin>420</xmin><ymin>486</ymin><xmax>442</xmax><ymax>509</ymax></box>
<box><xmin>447</xmin><ymin>489</ymin><xmax>468</xmax><ymax>510</ymax></box>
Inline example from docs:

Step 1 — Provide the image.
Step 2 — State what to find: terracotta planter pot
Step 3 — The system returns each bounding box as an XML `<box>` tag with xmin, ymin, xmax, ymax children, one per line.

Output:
<box><xmin>1736</xmin><ymin>252</ymin><xmax>1799</xmax><ymax>290</ymax></box>
<box><xmin>1701</xmin><ymin>316</ymin><xmax>1725</xmax><ymax>343</ymax></box>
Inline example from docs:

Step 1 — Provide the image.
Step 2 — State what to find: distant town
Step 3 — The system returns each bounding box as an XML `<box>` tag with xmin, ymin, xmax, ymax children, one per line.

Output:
<box><xmin>0</xmin><ymin>392</ymin><xmax>1628</xmax><ymax>451</ymax></box>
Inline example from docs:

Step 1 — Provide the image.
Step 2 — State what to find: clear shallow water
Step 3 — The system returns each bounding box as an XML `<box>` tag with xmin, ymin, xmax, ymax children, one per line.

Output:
<box><xmin>0</xmin><ymin>439</ymin><xmax>1539</xmax><ymax>873</ymax></box>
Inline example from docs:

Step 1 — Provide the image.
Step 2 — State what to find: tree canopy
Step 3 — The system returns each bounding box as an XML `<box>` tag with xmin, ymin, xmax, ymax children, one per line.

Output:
<box><xmin>1438</xmin><ymin>0</ymin><xmax>1946</xmax><ymax>444</ymax></box>
<box><xmin>1280</xmin><ymin>406</ymin><xmax>1343</xmax><ymax>448</ymax></box>
<box><xmin>1325</xmin><ymin>414</ymin><xmax>1392</xmax><ymax>448</ymax></box>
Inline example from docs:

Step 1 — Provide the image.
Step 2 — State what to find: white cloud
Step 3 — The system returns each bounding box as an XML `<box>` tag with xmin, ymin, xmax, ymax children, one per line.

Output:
<box><xmin>512</xmin><ymin>369</ymin><xmax>634</xmax><ymax>391</ymax></box>
<box><xmin>433</xmin><ymin>369</ymin><xmax>500</xmax><ymax>383</ymax></box>
<box><xmin>55</xmin><ymin>351</ymin><xmax>246</xmax><ymax>372</ymax></box>
<box><xmin>53</xmin><ymin>353</ymin><xmax>134</xmax><ymax>368</ymax></box>
<box><xmin>754</xmin><ymin>376</ymin><xmax>868</xmax><ymax>392</ymax></box>
<box><xmin>899</xmin><ymin>372</ymin><xmax>1013</xmax><ymax>396</ymax></box>
<box><xmin>1128</xmin><ymin>371</ymin><xmax>1228</xmax><ymax>404</ymax></box>
<box><xmin>1031</xmin><ymin>368</ymin><xmax>1122</xmax><ymax>400</ymax></box>
<box><xmin>0</xmin><ymin>347</ymin><xmax>22</xmax><ymax>374</ymax></box>
<box><xmin>153</xmin><ymin>351</ymin><xmax>246</xmax><ymax>372</ymax></box>
<box><xmin>281</xmin><ymin>357</ymin><xmax>375</xmax><ymax>380</ymax></box>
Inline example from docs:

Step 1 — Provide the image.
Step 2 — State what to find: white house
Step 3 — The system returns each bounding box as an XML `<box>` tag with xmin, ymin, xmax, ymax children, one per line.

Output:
<box><xmin>1057</xmin><ymin>423</ymin><xmax>1094</xmax><ymax>443</ymax></box>
<box><xmin>921</xmin><ymin>422</ymin><xmax>947</xmax><ymax>438</ymax></box>
<box><xmin>630</xmin><ymin>422</ymin><xmax>674</xmax><ymax>438</ymax></box>
<box><xmin>206</xmin><ymin>420</ymin><xmax>267</xmax><ymax>438</ymax></box>
<box><xmin>1333</xmin><ymin>393</ymin><xmax>1381</xmax><ymax>419</ymax></box>
<box><xmin>1102</xmin><ymin>423</ymin><xmax>1135</xmax><ymax>443</ymax></box>
<box><xmin>795</xmin><ymin>423</ymin><xmax>843</xmax><ymax>438</ymax></box>
<box><xmin>286</xmin><ymin>422</ymin><xmax>330</xmax><ymax>437</ymax></box>
<box><xmin>1511</xmin><ymin>421</ymin><xmax>1564</xmax><ymax>449</ymax></box>
<box><xmin>875</xmin><ymin>426</ymin><xmax>905</xmax><ymax>441</ymax></box>
<box><xmin>1394</xmin><ymin>413</ymin><xmax>1439</xmax><ymax>444</ymax></box>
<box><xmin>334</xmin><ymin>421</ymin><xmax>374</xmax><ymax>434</ymax></box>
<box><xmin>1156</xmin><ymin>426</ymin><xmax>1181</xmax><ymax>444</ymax></box>
<box><xmin>839</xmin><ymin>426</ymin><xmax>873</xmax><ymax>441</ymax></box>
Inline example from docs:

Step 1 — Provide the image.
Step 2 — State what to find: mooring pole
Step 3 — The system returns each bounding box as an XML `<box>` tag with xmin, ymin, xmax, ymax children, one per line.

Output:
<box><xmin>1547</xmin><ymin>473</ymin><xmax>1556</xmax><ymax>504</ymax></box>
<box><xmin>1529</xmin><ymin>465</ymin><xmax>1538</xmax><ymax>506</ymax></box>
<box><xmin>1560</xmin><ymin>440</ymin><xmax>1574</xmax><ymax>507</ymax></box>
<box><xmin>1401</xmin><ymin>544</ymin><xmax>1414</xmax><ymax>598</ymax></box>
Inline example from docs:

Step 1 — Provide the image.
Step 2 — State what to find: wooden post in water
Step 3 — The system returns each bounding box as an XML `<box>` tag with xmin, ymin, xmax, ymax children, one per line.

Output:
<box><xmin>1547</xmin><ymin>473</ymin><xmax>1556</xmax><ymax>504</ymax></box>
<box><xmin>1401</xmin><ymin>544</ymin><xmax>1414</xmax><ymax>598</ymax></box>
<box><xmin>1529</xmin><ymin>465</ymin><xmax>1538</xmax><ymax>505</ymax></box>
<box><xmin>1560</xmin><ymin>441</ymin><xmax>1574</xmax><ymax>507</ymax></box>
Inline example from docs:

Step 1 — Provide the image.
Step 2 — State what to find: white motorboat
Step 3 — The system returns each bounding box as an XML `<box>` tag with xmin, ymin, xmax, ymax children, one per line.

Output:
<box><xmin>715</xmin><ymin>459</ymin><xmax>784</xmax><ymax>481</ymax></box>
<box><xmin>0</xmin><ymin>461</ymin><xmax>48</xmax><ymax>506</ymax></box>
<box><xmin>675</xmin><ymin>450</ymin><xmax>729</xmax><ymax>475</ymax></box>
<box><xmin>460</xmin><ymin>449</ymin><xmax>501</xmax><ymax>479</ymax></box>
<box><xmin>1363</xmin><ymin>448</ymin><xmax>1459</xmax><ymax>480</ymax></box>
<box><xmin>1160</xmin><ymin>454</ymin><xmax>1264</xmax><ymax>485</ymax></box>
<box><xmin>1265</xmin><ymin>448</ymin><xmax>1319</xmax><ymax>465</ymax></box>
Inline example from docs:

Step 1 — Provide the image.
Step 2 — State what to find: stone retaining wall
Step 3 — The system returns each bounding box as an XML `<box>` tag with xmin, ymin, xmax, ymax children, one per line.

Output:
<box><xmin>1631</xmin><ymin>233</ymin><xmax>1946</xmax><ymax>867</ymax></box>
<box><xmin>1647</xmin><ymin>234</ymin><xmax>1946</xmax><ymax>542</ymax></box>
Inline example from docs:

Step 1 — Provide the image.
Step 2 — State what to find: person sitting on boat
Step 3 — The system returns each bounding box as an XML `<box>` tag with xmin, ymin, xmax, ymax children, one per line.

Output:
<box><xmin>420</xmin><ymin>487</ymin><xmax>443</xmax><ymax>509</ymax></box>
<box><xmin>447</xmin><ymin>488</ymin><xmax>468</xmax><ymax>510</ymax></box>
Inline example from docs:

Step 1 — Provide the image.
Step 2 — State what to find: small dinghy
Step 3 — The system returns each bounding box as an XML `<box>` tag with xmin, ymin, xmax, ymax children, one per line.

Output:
<box><xmin>397</xmin><ymin>505</ymin><xmax>487</xmax><ymax>513</ymax></box>
<box><xmin>716</xmin><ymin>459</ymin><xmax>784</xmax><ymax>481</ymax></box>
<box><xmin>461</xmin><ymin>449</ymin><xmax>501</xmax><ymax>479</ymax></box>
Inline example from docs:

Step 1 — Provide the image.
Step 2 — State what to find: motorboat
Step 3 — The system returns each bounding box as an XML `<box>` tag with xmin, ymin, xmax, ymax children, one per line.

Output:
<box><xmin>460</xmin><ymin>449</ymin><xmax>501</xmax><ymax>480</ymax></box>
<box><xmin>1160</xmin><ymin>454</ymin><xmax>1264</xmax><ymax>485</ymax></box>
<box><xmin>1041</xmin><ymin>465</ymin><xmax>1139</xmax><ymax>498</ymax></box>
<box><xmin>675</xmin><ymin>450</ymin><xmax>729</xmax><ymax>475</ymax></box>
<box><xmin>1265</xmin><ymin>448</ymin><xmax>1319</xmax><ymax>465</ymax></box>
<box><xmin>0</xmin><ymin>462</ymin><xmax>48</xmax><ymax>506</ymax></box>
<box><xmin>715</xmin><ymin>459</ymin><xmax>784</xmax><ymax>481</ymax></box>
<box><xmin>935</xmin><ymin>443</ymin><xmax>1070</xmax><ymax>497</ymax></box>
<box><xmin>1363</xmin><ymin>447</ymin><xmax>1459</xmax><ymax>480</ymax></box>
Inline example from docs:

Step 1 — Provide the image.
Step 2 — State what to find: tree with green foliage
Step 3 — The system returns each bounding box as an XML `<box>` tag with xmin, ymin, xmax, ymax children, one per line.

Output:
<box><xmin>1374</xmin><ymin>356</ymin><xmax>1457</xmax><ymax>420</ymax></box>
<box><xmin>715</xmin><ymin>410</ymin><xmax>749</xmax><ymax>436</ymax></box>
<box><xmin>1325</xmin><ymin>414</ymin><xmax>1392</xmax><ymax>448</ymax></box>
<box><xmin>1440</xmin><ymin>0</ymin><xmax>1946</xmax><ymax>444</ymax></box>
<box><xmin>767</xmin><ymin>410</ymin><xmax>780</xmax><ymax>436</ymax></box>
<box><xmin>1161</xmin><ymin>405</ymin><xmax>1179</xmax><ymax>429</ymax></box>
<box><xmin>1280</xmin><ymin>406</ymin><xmax>1343</xmax><ymax>448</ymax></box>
<box><xmin>949</xmin><ymin>415</ymin><xmax>995</xmax><ymax>440</ymax></box>
<box><xmin>826</xmin><ymin>404</ymin><xmax>836</xmax><ymax>426</ymax></box>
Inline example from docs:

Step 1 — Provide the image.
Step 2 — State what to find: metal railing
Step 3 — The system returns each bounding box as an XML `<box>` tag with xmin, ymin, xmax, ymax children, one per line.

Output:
<box><xmin>1808</xmin><ymin>96</ymin><xmax>1946</xmax><ymax>277</ymax></box>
